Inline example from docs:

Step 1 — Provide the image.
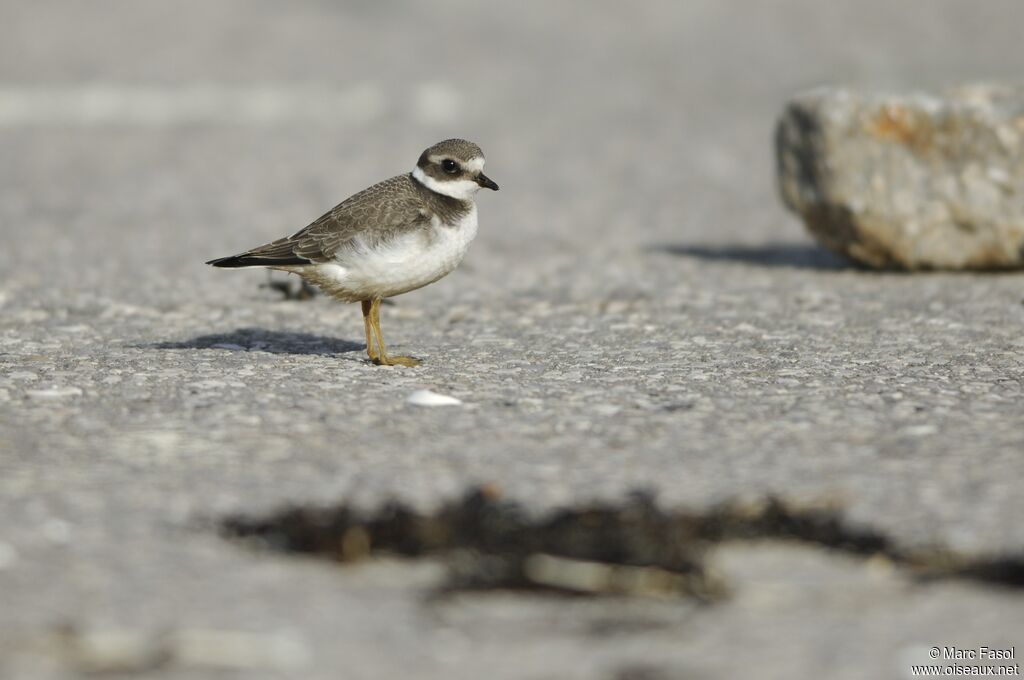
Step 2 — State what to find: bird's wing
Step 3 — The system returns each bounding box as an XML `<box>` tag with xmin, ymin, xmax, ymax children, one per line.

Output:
<box><xmin>233</xmin><ymin>175</ymin><xmax>430</xmax><ymax>266</ymax></box>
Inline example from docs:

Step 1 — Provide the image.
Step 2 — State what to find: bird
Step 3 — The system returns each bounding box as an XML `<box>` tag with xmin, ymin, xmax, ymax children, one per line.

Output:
<box><xmin>206</xmin><ymin>139</ymin><xmax>498</xmax><ymax>367</ymax></box>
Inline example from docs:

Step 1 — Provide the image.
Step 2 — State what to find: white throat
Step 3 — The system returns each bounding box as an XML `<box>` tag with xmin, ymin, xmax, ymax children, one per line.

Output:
<box><xmin>412</xmin><ymin>165</ymin><xmax>481</xmax><ymax>201</ymax></box>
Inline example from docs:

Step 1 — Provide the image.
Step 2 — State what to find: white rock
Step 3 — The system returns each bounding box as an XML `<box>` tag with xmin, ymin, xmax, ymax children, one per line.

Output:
<box><xmin>777</xmin><ymin>85</ymin><xmax>1024</xmax><ymax>269</ymax></box>
<box><xmin>406</xmin><ymin>389</ymin><xmax>463</xmax><ymax>407</ymax></box>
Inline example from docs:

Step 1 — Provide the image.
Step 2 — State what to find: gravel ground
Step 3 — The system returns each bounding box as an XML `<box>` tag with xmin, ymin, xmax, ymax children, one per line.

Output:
<box><xmin>1</xmin><ymin>2</ymin><xmax>1023</xmax><ymax>678</ymax></box>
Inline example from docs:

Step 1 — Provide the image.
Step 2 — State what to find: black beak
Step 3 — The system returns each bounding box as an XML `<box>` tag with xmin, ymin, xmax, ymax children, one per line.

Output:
<box><xmin>476</xmin><ymin>172</ymin><xmax>499</xmax><ymax>191</ymax></box>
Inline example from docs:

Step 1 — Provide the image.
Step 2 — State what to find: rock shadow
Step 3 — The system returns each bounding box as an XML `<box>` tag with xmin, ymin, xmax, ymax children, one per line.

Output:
<box><xmin>652</xmin><ymin>242</ymin><xmax>854</xmax><ymax>271</ymax></box>
<box><xmin>152</xmin><ymin>327</ymin><xmax>364</xmax><ymax>356</ymax></box>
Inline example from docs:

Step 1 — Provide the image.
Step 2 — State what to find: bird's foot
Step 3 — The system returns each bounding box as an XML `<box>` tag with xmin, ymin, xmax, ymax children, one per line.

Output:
<box><xmin>374</xmin><ymin>354</ymin><xmax>421</xmax><ymax>367</ymax></box>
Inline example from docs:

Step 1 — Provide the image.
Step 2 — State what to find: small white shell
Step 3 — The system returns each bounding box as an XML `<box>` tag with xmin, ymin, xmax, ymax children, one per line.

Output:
<box><xmin>406</xmin><ymin>389</ymin><xmax>462</xmax><ymax>406</ymax></box>
<box><xmin>27</xmin><ymin>386</ymin><xmax>83</xmax><ymax>399</ymax></box>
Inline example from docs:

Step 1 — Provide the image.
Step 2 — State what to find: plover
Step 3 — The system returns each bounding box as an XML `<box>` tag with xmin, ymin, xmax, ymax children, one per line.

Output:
<box><xmin>207</xmin><ymin>139</ymin><xmax>498</xmax><ymax>366</ymax></box>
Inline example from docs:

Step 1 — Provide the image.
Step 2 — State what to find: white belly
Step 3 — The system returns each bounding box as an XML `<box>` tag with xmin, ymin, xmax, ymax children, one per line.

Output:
<box><xmin>295</xmin><ymin>205</ymin><xmax>478</xmax><ymax>302</ymax></box>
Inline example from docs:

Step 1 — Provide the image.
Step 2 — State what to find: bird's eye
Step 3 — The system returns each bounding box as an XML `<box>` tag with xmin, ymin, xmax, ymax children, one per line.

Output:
<box><xmin>441</xmin><ymin>159</ymin><xmax>459</xmax><ymax>175</ymax></box>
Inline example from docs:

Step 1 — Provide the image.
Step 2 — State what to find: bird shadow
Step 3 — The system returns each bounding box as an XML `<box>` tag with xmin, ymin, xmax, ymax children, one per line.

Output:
<box><xmin>151</xmin><ymin>328</ymin><xmax>364</xmax><ymax>356</ymax></box>
<box><xmin>651</xmin><ymin>242</ymin><xmax>856</xmax><ymax>271</ymax></box>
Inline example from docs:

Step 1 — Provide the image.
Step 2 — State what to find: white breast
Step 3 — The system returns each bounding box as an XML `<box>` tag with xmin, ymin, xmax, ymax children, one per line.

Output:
<box><xmin>300</xmin><ymin>204</ymin><xmax>478</xmax><ymax>302</ymax></box>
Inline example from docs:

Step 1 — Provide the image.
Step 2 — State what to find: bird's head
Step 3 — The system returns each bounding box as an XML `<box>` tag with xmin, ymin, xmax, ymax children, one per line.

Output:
<box><xmin>412</xmin><ymin>138</ymin><xmax>498</xmax><ymax>200</ymax></box>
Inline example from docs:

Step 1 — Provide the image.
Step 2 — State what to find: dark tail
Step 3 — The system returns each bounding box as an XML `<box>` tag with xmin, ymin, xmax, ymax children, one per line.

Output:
<box><xmin>206</xmin><ymin>254</ymin><xmax>307</xmax><ymax>268</ymax></box>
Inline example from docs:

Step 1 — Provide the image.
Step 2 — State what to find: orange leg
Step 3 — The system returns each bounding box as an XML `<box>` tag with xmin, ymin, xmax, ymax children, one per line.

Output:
<box><xmin>368</xmin><ymin>298</ymin><xmax>420</xmax><ymax>367</ymax></box>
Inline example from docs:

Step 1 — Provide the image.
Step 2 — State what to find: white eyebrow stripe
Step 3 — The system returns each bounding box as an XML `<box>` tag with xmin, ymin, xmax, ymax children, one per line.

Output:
<box><xmin>427</xmin><ymin>155</ymin><xmax>485</xmax><ymax>173</ymax></box>
<box><xmin>463</xmin><ymin>157</ymin><xmax>485</xmax><ymax>173</ymax></box>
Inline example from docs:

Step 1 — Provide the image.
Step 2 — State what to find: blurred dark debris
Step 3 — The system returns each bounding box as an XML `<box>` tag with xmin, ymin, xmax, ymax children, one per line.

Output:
<box><xmin>220</xmin><ymin>487</ymin><xmax>1024</xmax><ymax>600</ymax></box>
<box><xmin>261</xmin><ymin>273</ymin><xmax>317</xmax><ymax>301</ymax></box>
<box><xmin>225</xmin><ymin>488</ymin><xmax>722</xmax><ymax>601</ymax></box>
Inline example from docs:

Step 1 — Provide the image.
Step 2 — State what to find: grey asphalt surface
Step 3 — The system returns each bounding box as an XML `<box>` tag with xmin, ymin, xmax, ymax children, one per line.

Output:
<box><xmin>1</xmin><ymin>1</ymin><xmax>1023</xmax><ymax>678</ymax></box>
